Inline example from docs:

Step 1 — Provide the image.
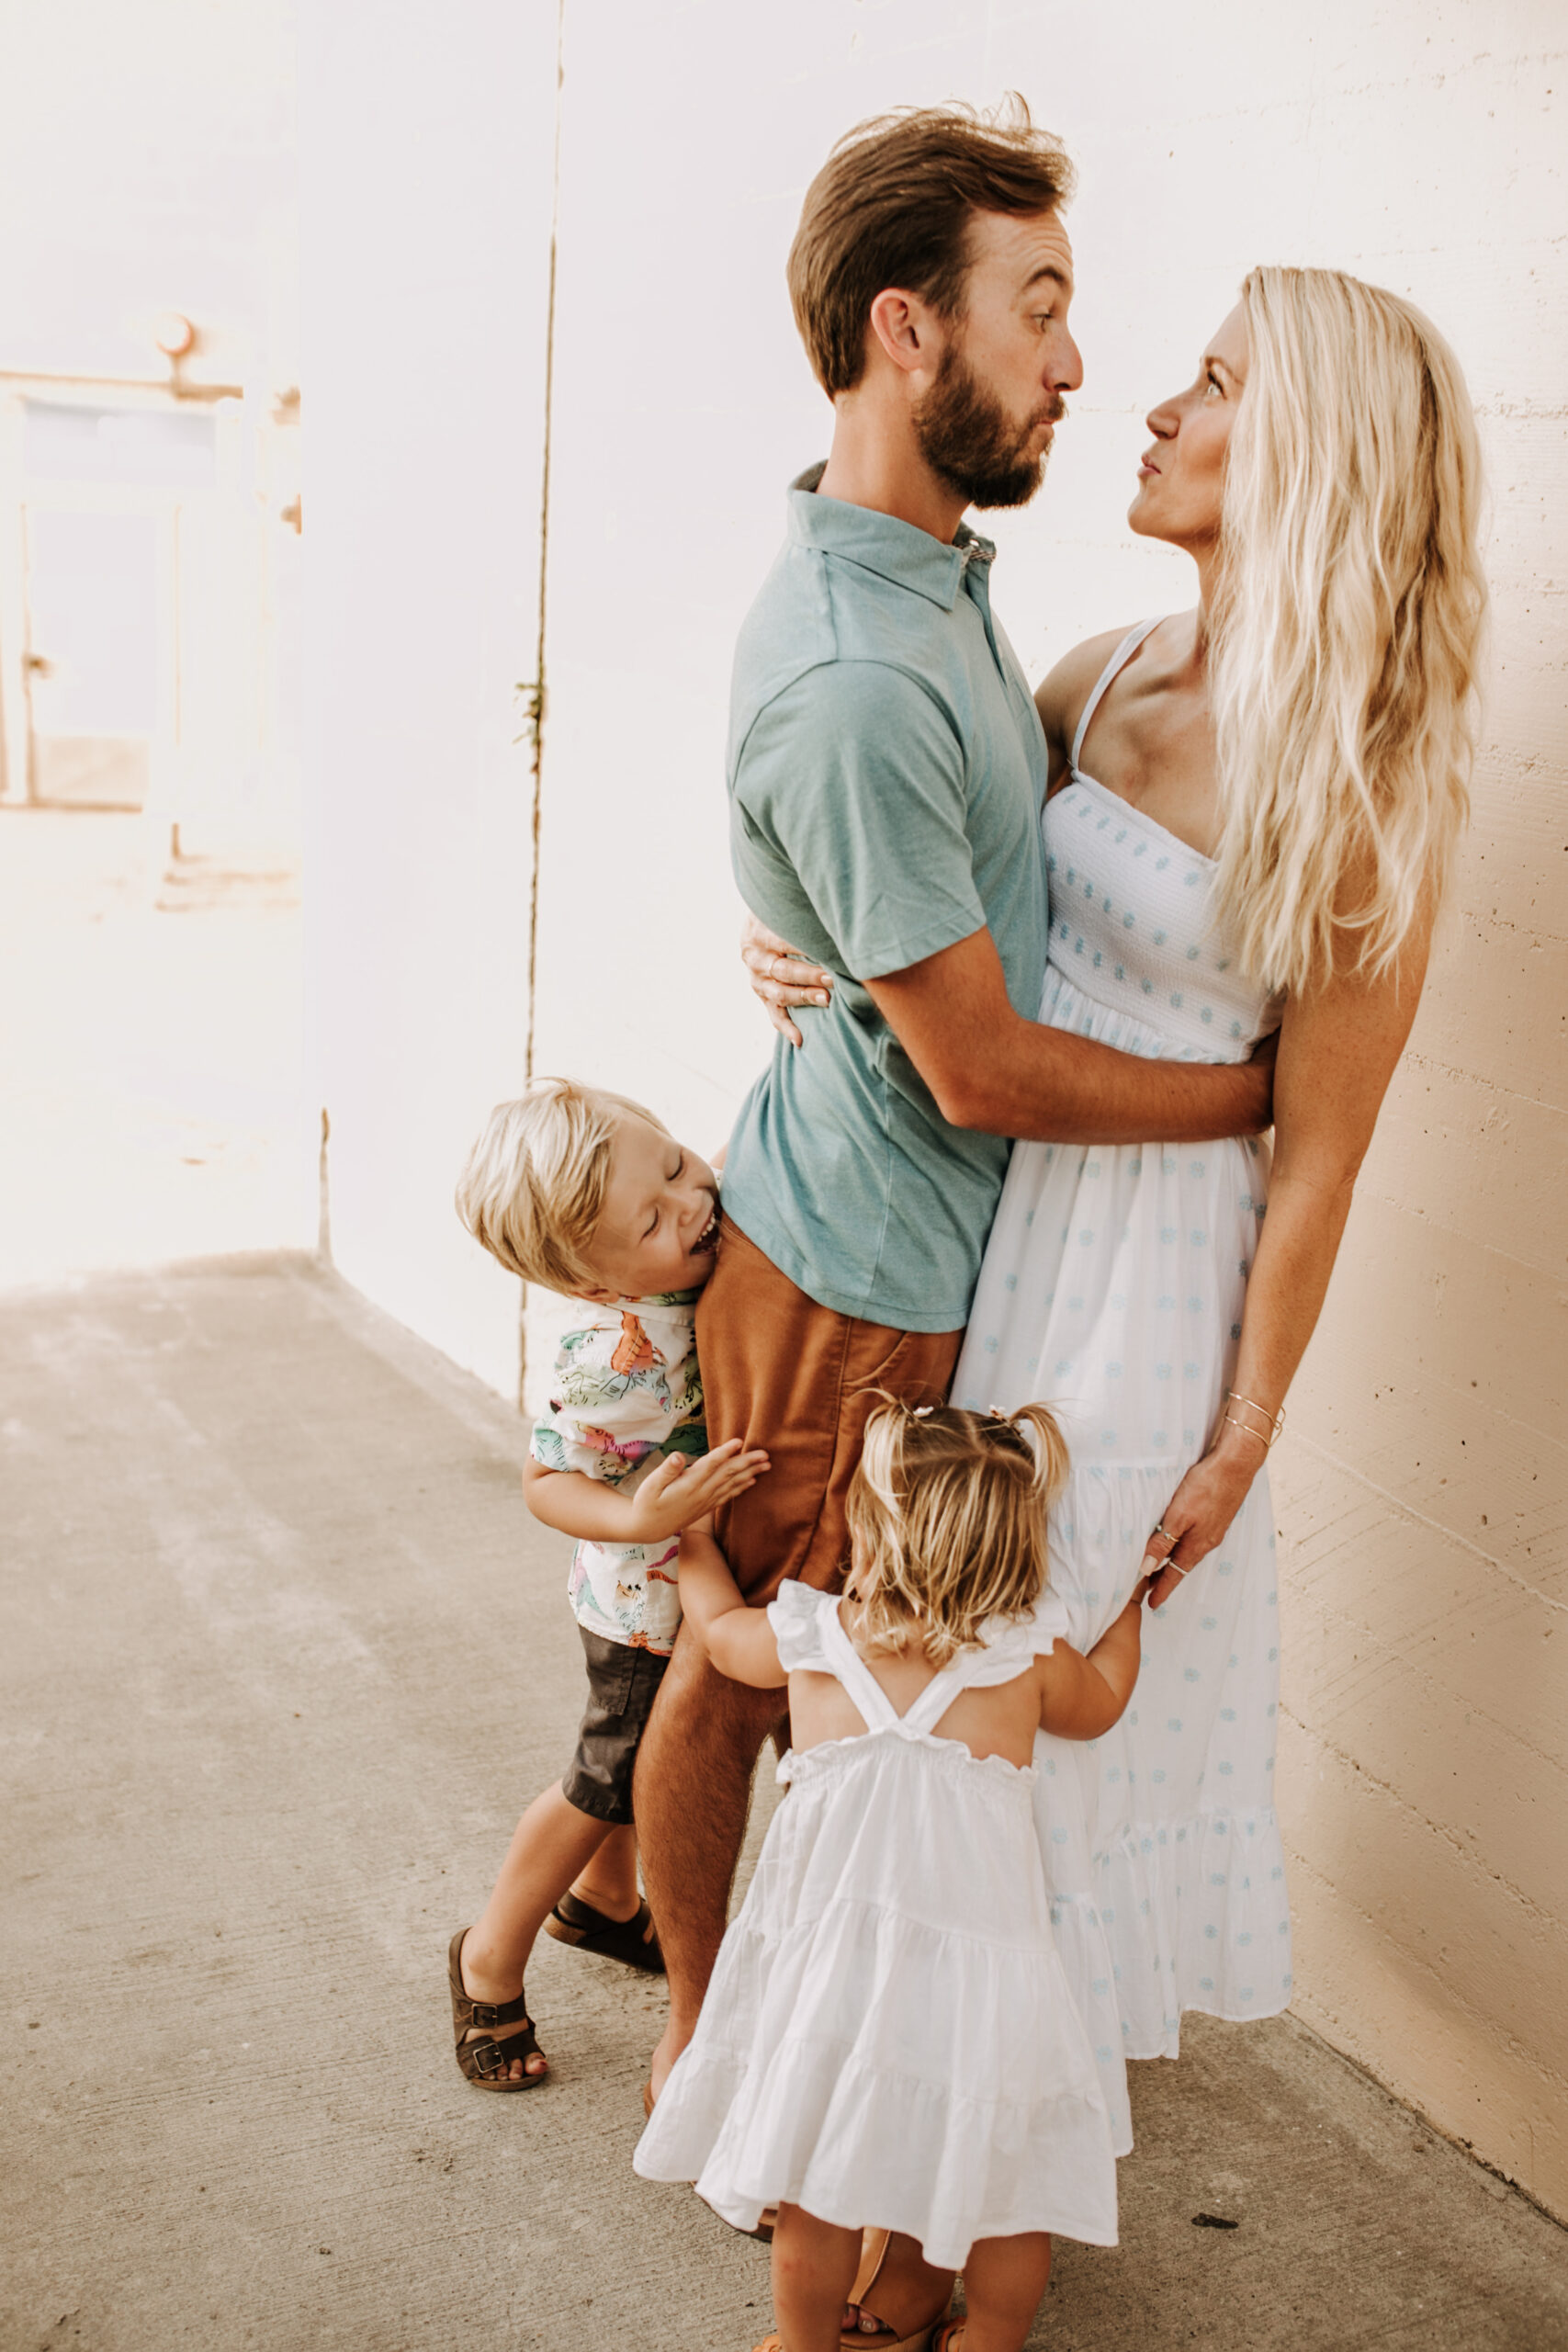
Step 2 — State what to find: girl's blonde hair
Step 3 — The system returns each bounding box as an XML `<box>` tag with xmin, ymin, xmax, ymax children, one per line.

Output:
<box><xmin>454</xmin><ymin>1077</ymin><xmax>668</xmax><ymax>1293</ymax></box>
<box><xmin>1210</xmin><ymin>266</ymin><xmax>1487</xmax><ymax>997</ymax></box>
<box><xmin>844</xmin><ymin>1398</ymin><xmax>1070</xmax><ymax>1668</ymax></box>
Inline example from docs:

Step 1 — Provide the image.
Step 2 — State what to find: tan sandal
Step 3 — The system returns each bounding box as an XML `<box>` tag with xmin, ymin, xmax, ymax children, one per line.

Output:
<box><xmin>750</xmin><ymin>2229</ymin><xmax>947</xmax><ymax>2352</ymax></box>
<box><xmin>447</xmin><ymin>1928</ymin><xmax>545</xmax><ymax>2091</ymax></box>
<box><xmin>758</xmin><ymin>2319</ymin><xmax>943</xmax><ymax>2352</ymax></box>
<box><xmin>840</xmin><ymin>2228</ymin><xmax>953</xmax><ymax>2352</ymax></box>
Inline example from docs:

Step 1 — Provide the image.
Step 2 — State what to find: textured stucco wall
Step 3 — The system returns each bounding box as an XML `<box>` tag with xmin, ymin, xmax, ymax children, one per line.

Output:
<box><xmin>306</xmin><ymin>1</ymin><xmax>1566</xmax><ymax>2211</ymax></box>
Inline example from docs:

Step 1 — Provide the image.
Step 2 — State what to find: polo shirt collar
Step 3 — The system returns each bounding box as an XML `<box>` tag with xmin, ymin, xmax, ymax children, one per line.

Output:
<box><xmin>787</xmin><ymin>461</ymin><xmax>996</xmax><ymax>611</ymax></box>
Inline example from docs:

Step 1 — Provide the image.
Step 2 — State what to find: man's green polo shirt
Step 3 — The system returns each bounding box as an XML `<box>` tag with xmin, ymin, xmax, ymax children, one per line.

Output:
<box><xmin>721</xmin><ymin>465</ymin><xmax>1050</xmax><ymax>1332</ymax></box>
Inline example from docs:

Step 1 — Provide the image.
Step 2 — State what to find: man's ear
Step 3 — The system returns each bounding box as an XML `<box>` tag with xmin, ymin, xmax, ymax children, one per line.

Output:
<box><xmin>867</xmin><ymin>287</ymin><xmax>945</xmax><ymax>381</ymax></box>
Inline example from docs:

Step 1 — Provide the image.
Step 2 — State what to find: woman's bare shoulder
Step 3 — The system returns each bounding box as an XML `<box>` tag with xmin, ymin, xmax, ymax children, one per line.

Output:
<box><xmin>1034</xmin><ymin>624</ymin><xmax>1143</xmax><ymax>746</ymax></box>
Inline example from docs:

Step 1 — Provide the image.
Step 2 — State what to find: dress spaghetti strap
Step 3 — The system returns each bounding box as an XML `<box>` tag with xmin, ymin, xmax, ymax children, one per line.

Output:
<box><xmin>1069</xmin><ymin>617</ymin><xmax>1163</xmax><ymax>775</ymax></box>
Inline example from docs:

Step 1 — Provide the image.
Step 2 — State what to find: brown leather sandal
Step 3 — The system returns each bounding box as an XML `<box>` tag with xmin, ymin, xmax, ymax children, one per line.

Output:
<box><xmin>447</xmin><ymin>1928</ymin><xmax>545</xmax><ymax>2091</ymax></box>
<box><xmin>545</xmin><ymin>1890</ymin><xmax>664</xmax><ymax>1973</ymax></box>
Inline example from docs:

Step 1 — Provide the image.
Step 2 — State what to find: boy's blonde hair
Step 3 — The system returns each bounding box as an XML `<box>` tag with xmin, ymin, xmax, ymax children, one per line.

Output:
<box><xmin>844</xmin><ymin>1398</ymin><xmax>1070</xmax><ymax>1668</ymax></box>
<box><xmin>455</xmin><ymin>1077</ymin><xmax>669</xmax><ymax>1293</ymax></box>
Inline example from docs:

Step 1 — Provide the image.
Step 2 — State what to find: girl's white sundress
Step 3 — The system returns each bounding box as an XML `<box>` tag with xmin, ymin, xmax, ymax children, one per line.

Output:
<box><xmin>952</xmin><ymin>620</ymin><xmax>1292</xmax><ymax>2158</ymax></box>
<box><xmin>632</xmin><ymin>1579</ymin><xmax>1120</xmax><ymax>2266</ymax></box>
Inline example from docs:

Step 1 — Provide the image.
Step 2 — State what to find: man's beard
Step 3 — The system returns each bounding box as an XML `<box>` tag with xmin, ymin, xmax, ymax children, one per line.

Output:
<box><xmin>914</xmin><ymin>342</ymin><xmax>1062</xmax><ymax>512</ymax></box>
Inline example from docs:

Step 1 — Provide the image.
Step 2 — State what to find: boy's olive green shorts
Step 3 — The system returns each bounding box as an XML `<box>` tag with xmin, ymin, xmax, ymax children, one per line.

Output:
<box><xmin>561</xmin><ymin>1626</ymin><xmax>668</xmax><ymax>1825</ymax></box>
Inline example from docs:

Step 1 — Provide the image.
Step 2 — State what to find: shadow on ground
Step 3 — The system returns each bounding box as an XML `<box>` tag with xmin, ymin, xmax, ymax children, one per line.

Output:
<box><xmin>2</xmin><ymin>1258</ymin><xmax>1563</xmax><ymax>2352</ymax></box>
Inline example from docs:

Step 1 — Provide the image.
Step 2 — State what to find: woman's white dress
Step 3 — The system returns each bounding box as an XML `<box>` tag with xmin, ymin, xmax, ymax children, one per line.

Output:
<box><xmin>952</xmin><ymin>621</ymin><xmax>1292</xmax><ymax>2158</ymax></box>
<box><xmin>632</xmin><ymin>1579</ymin><xmax>1121</xmax><ymax>2265</ymax></box>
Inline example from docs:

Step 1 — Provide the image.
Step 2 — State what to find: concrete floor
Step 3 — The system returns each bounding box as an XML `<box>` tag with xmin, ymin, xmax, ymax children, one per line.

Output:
<box><xmin>3</xmin><ymin>1256</ymin><xmax>1564</xmax><ymax>2352</ymax></box>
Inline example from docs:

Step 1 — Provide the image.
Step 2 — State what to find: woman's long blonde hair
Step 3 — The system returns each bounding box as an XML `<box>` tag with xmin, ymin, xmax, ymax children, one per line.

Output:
<box><xmin>844</xmin><ymin>1398</ymin><xmax>1071</xmax><ymax>1668</ymax></box>
<box><xmin>1210</xmin><ymin>266</ymin><xmax>1487</xmax><ymax>997</ymax></box>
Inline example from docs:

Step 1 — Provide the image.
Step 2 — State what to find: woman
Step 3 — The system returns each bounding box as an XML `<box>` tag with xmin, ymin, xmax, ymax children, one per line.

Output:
<box><xmin>745</xmin><ymin>265</ymin><xmax>1484</xmax><ymax>2337</ymax></box>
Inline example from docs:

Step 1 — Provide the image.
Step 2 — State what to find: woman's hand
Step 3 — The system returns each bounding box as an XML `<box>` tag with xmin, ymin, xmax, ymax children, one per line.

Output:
<box><xmin>625</xmin><ymin>1440</ymin><xmax>770</xmax><ymax>1544</ymax></box>
<box><xmin>740</xmin><ymin>912</ymin><xmax>834</xmax><ymax>1047</ymax></box>
<box><xmin>1142</xmin><ymin>1427</ymin><xmax>1268</xmax><ymax>1610</ymax></box>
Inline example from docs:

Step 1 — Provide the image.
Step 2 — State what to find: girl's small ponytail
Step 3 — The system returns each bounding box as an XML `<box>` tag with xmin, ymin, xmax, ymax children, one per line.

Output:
<box><xmin>1007</xmin><ymin>1400</ymin><xmax>1071</xmax><ymax>1511</ymax></box>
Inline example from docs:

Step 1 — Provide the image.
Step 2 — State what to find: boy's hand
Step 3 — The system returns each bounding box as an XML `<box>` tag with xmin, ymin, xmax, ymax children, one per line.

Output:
<box><xmin>625</xmin><ymin>1440</ymin><xmax>770</xmax><ymax>1543</ymax></box>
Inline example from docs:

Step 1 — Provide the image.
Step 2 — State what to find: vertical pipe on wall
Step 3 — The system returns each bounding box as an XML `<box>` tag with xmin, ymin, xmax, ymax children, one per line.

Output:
<box><xmin>518</xmin><ymin>0</ymin><xmax>567</xmax><ymax>1409</ymax></box>
<box><xmin>524</xmin><ymin>0</ymin><xmax>566</xmax><ymax>1087</ymax></box>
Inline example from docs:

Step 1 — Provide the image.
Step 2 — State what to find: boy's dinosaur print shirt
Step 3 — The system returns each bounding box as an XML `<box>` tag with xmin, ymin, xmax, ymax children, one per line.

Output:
<box><xmin>530</xmin><ymin>1291</ymin><xmax>704</xmax><ymax>1655</ymax></box>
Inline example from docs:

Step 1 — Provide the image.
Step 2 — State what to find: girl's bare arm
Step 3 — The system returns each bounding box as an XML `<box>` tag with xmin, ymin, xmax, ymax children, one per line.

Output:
<box><xmin>677</xmin><ymin>1524</ymin><xmax>788</xmax><ymax>1689</ymax></box>
<box><xmin>1037</xmin><ymin>1589</ymin><xmax>1147</xmax><ymax>1740</ymax></box>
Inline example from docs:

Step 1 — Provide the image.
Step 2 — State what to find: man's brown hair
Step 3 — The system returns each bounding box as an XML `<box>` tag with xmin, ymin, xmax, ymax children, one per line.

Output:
<box><xmin>787</xmin><ymin>97</ymin><xmax>1075</xmax><ymax>398</ymax></box>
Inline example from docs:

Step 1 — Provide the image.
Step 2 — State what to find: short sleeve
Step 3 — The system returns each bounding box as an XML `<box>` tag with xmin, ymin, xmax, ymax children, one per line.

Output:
<box><xmin>735</xmin><ymin>662</ymin><xmax>986</xmax><ymax>981</ymax></box>
<box><xmin>1025</xmin><ymin>1589</ymin><xmax>1072</xmax><ymax>1656</ymax></box>
<box><xmin>954</xmin><ymin>1590</ymin><xmax>1072</xmax><ymax>1684</ymax></box>
<box><xmin>530</xmin><ymin>1324</ymin><xmax>679</xmax><ymax>1486</ymax></box>
<box><xmin>766</xmin><ymin>1578</ymin><xmax>833</xmax><ymax>1673</ymax></box>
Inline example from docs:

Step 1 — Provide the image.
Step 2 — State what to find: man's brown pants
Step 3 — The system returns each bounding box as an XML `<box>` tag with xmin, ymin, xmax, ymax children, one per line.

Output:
<box><xmin>696</xmin><ymin>1215</ymin><xmax>963</xmax><ymax>1600</ymax></box>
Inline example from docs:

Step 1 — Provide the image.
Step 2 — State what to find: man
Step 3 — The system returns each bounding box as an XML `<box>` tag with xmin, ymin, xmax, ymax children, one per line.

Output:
<box><xmin>634</xmin><ymin>96</ymin><xmax>1269</xmax><ymax>2199</ymax></box>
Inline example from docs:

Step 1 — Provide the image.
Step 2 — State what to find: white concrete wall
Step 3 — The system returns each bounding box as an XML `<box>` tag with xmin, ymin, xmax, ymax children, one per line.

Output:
<box><xmin>300</xmin><ymin>0</ymin><xmax>559</xmax><ymax>1398</ymax></box>
<box><xmin>306</xmin><ymin>1</ymin><xmax>1566</xmax><ymax>2211</ymax></box>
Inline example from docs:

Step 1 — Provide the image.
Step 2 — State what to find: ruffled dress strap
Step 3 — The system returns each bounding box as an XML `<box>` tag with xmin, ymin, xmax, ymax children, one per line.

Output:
<box><xmin>1024</xmin><ymin>1589</ymin><xmax>1072</xmax><ymax>1656</ymax></box>
<box><xmin>898</xmin><ymin>1661</ymin><xmax>972</xmax><ymax>1734</ymax></box>
<box><xmin>1070</xmin><ymin>617</ymin><xmax>1162</xmax><ymax>774</ymax></box>
<box><xmin>818</xmin><ymin>1600</ymin><xmax>903</xmax><ymax>1733</ymax></box>
<box><xmin>900</xmin><ymin>1592</ymin><xmax>1073</xmax><ymax>1729</ymax></box>
<box><xmin>767</xmin><ymin>1579</ymin><xmax>1073</xmax><ymax>1736</ymax></box>
<box><xmin>765</xmin><ymin>1577</ymin><xmax>837</xmax><ymax>1675</ymax></box>
<box><xmin>767</xmin><ymin>1580</ymin><xmax>902</xmax><ymax>1732</ymax></box>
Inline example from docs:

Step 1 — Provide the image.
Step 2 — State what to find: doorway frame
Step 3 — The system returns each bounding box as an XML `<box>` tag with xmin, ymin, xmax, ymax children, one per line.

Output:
<box><xmin>0</xmin><ymin>369</ymin><xmax>242</xmax><ymax>811</ymax></box>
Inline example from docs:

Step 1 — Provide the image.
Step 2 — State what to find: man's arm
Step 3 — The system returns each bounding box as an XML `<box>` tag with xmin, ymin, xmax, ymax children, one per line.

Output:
<box><xmin>866</xmin><ymin>926</ymin><xmax>1274</xmax><ymax>1144</ymax></box>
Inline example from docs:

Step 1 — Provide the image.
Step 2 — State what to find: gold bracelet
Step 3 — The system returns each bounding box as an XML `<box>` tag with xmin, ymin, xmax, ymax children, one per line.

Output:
<box><xmin>1225</xmin><ymin>1389</ymin><xmax>1286</xmax><ymax>1445</ymax></box>
<box><xmin>1222</xmin><ymin>1401</ymin><xmax>1279</xmax><ymax>1439</ymax></box>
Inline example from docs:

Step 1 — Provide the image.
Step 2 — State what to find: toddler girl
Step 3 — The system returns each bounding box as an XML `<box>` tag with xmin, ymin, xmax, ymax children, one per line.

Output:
<box><xmin>634</xmin><ymin>1398</ymin><xmax>1145</xmax><ymax>2352</ymax></box>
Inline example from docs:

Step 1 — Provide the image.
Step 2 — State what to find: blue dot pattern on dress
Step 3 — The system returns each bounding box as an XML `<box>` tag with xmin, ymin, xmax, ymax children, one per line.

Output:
<box><xmin>946</xmin><ymin>649</ymin><xmax>1290</xmax><ymax>2145</ymax></box>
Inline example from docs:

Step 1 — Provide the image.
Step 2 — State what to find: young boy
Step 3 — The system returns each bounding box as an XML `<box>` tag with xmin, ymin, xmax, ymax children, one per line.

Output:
<box><xmin>448</xmin><ymin>1077</ymin><xmax>767</xmax><ymax>2089</ymax></box>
